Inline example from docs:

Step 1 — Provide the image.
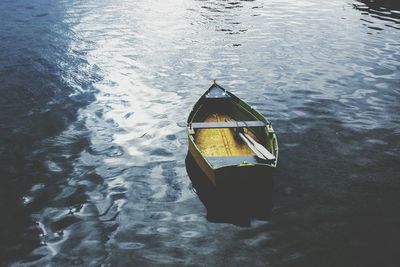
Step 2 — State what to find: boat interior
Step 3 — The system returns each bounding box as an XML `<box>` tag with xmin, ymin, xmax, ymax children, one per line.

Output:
<box><xmin>194</xmin><ymin>113</ymin><xmax>260</xmax><ymax>157</ymax></box>
<box><xmin>188</xmin><ymin>96</ymin><xmax>276</xmax><ymax>168</ymax></box>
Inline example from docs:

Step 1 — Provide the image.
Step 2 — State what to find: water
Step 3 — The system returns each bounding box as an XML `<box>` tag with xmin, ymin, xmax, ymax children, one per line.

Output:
<box><xmin>0</xmin><ymin>0</ymin><xmax>399</xmax><ymax>266</ymax></box>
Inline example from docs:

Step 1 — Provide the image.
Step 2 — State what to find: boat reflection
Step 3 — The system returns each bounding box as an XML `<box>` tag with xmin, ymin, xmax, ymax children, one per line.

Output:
<box><xmin>185</xmin><ymin>153</ymin><xmax>273</xmax><ymax>227</ymax></box>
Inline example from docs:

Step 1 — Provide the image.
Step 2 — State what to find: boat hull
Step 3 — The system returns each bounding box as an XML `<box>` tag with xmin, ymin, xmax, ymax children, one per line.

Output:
<box><xmin>186</xmin><ymin>82</ymin><xmax>278</xmax><ymax>187</ymax></box>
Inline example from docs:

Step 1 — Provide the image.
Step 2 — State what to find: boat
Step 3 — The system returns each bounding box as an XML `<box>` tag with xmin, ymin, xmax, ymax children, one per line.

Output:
<box><xmin>186</xmin><ymin>81</ymin><xmax>278</xmax><ymax>187</ymax></box>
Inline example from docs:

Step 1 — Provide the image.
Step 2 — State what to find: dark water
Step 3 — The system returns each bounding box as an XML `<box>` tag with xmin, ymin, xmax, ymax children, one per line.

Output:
<box><xmin>1</xmin><ymin>0</ymin><xmax>399</xmax><ymax>266</ymax></box>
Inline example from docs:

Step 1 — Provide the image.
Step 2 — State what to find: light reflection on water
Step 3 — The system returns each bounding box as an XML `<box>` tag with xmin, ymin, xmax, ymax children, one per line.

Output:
<box><xmin>0</xmin><ymin>0</ymin><xmax>399</xmax><ymax>266</ymax></box>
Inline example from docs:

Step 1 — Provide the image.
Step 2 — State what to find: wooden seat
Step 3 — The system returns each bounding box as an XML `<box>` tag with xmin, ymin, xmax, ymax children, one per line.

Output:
<box><xmin>190</xmin><ymin>121</ymin><xmax>265</xmax><ymax>129</ymax></box>
<box><xmin>206</xmin><ymin>156</ymin><xmax>261</xmax><ymax>168</ymax></box>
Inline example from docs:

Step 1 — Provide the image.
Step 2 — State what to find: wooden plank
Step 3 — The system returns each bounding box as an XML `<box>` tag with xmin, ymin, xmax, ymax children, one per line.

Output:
<box><xmin>190</xmin><ymin>120</ymin><xmax>265</xmax><ymax>129</ymax></box>
<box><xmin>206</xmin><ymin>156</ymin><xmax>259</xmax><ymax>168</ymax></box>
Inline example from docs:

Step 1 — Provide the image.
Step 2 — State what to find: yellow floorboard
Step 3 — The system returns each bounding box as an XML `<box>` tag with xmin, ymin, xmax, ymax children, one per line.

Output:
<box><xmin>194</xmin><ymin>114</ymin><xmax>258</xmax><ymax>157</ymax></box>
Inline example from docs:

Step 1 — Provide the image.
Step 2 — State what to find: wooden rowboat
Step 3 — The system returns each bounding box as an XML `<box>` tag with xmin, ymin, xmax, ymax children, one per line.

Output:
<box><xmin>187</xmin><ymin>81</ymin><xmax>278</xmax><ymax>187</ymax></box>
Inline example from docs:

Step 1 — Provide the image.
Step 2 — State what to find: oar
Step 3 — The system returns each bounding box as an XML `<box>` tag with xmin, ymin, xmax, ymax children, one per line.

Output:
<box><xmin>225</xmin><ymin>118</ymin><xmax>275</xmax><ymax>161</ymax></box>
<box><xmin>237</xmin><ymin>132</ymin><xmax>267</xmax><ymax>160</ymax></box>
<box><xmin>242</xmin><ymin>132</ymin><xmax>276</xmax><ymax>161</ymax></box>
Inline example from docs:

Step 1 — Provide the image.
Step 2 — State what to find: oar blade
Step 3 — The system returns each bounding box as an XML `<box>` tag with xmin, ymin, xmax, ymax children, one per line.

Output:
<box><xmin>244</xmin><ymin>133</ymin><xmax>276</xmax><ymax>160</ymax></box>
<box><xmin>238</xmin><ymin>133</ymin><xmax>267</xmax><ymax>160</ymax></box>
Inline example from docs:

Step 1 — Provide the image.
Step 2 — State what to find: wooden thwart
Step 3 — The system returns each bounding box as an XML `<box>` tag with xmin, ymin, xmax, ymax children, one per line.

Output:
<box><xmin>206</xmin><ymin>156</ymin><xmax>259</xmax><ymax>168</ymax></box>
<box><xmin>190</xmin><ymin>120</ymin><xmax>265</xmax><ymax>129</ymax></box>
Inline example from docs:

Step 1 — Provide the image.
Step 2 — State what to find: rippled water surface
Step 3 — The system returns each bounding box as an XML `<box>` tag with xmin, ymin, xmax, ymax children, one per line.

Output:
<box><xmin>1</xmin><ymin>0</ymin><xmax>399</xmax><ymax>266</ymax></box>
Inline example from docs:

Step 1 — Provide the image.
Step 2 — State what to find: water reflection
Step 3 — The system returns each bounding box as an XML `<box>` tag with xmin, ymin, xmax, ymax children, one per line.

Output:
<box><xmin>195</xmin><ymin>0</ymin><xmax>259</xmax><ymax>35</ymax></box>
<box><xmin>354</xmin><ymin>0</ymin><xmax>400</xmax><ymax>29</ymax></box>
<box><xmin>1</xmin><ymin>0</ymin><xmax>399</xmax><ymax>265</ymax></box>
<box><xmin>185</xmin><ymin>153</ymin><xmax>273</xmax><ymax>227</ymax></box>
